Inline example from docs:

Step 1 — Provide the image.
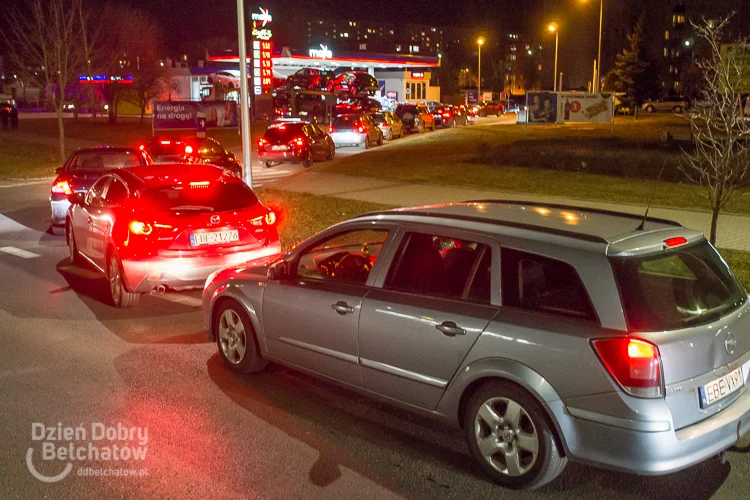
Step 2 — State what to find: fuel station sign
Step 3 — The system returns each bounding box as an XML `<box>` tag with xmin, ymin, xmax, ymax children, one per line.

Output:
<box><xmin>251</xmin><ymin>7</ymin><xmax>273</xmax><ymax>96</ymax></box>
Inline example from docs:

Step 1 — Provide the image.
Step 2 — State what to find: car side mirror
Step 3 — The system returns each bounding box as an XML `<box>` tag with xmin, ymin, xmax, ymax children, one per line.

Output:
<box><xmin>55</xmin><ymin>167</ymin><xmax>62</xmax><ymax>175</ymax></box>
<box><xmin>267</xmin><ymin>260</ymin><xmax>288</xmax><ymax>281</ymax></box>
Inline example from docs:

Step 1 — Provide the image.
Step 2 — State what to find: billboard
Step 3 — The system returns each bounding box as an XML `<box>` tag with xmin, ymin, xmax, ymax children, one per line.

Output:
<box><xmin>558</xmin><ymin>93</ymin><xmax>613</xmax><ymax>123</ymax></box>
<box><xmin>153</xmin><ymin>101</ymin><xmax>237</xmax><ymax>131</ymax></box>
<box><xmin>526</xmin><ymin>92</ymin><xmax>558</xmax><ymax>123</ymax></box>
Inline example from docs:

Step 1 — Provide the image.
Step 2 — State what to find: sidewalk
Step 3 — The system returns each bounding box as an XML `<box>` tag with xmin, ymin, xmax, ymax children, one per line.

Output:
<box><xmin>272</xmin><ymin>172</ymin><xmax>750</xmax><ymax>252</ymax></box>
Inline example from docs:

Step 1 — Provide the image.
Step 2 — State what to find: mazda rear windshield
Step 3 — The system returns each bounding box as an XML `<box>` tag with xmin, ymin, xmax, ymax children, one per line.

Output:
<box><xmin>610</xmin><ymin>241</ymin><xmax>746</xmax><ymax>331</ymax></box>
<box><xmin>140</xmin><ymin>181</ymin><xmax>258</xmax><ymax>213</ymax></box>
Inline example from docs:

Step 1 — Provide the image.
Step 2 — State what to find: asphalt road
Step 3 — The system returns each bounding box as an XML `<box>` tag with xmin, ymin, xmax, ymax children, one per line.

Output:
<box><xmin>1</xmin><ymin>152</ymin><xmax>749</xmax><ymax>500</ymax></box>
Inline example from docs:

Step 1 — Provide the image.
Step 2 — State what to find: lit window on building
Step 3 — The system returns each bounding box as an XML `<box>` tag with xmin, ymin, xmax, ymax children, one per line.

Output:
<box><xmin>665</xmin><ymin>30</ymin><xmax>670</xmax><ymax>40</ymax></box>
<box><xmin>664</xmin><ymin>47</ymin><xmax>668</xmax><ymax>57</ymax></box>
<box><xmin>359</xmin><ymin>43</ymin><xmax>366</xmax><ymax>50</ymax></box>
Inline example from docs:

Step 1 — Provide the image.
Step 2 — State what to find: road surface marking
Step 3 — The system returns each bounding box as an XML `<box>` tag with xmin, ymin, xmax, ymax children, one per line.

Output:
<box><xmin>0</xmin><ymin>180</ymin><xmax>52</xmax><ymax>189</ymax></box>
<box><xmin>152</xmin><ymin>293</ymin><xmax>203</xmax><ymax>308</ymax></box>
<box><xmin>0</xmin><ymin>246</ymin><xmax>41</xmax><ymax>259</ymax></box>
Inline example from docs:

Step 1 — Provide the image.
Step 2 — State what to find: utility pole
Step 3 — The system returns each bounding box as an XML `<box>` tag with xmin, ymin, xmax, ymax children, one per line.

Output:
<box><xmin>236</xmin><ymin>0</ymin><xmax>253</xmax><ymax>187</ymax></box>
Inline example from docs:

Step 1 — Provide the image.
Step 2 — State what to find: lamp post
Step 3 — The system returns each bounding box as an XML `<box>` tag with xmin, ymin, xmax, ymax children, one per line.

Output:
<box><xmin>548</xmin><ymin>23</ymin><xmax>559</xmax><ymax>91</ymax></box>
<box><xmin>236</xmin><ymin>0</ymin><xmax>253</xmax><ymax>187</ymax></box>
<box><xmin>477</xmin><ymin>37</ymin><xmax>485</xmax><ymax>103</ymax></box>
<box><xmin>581</xmin><ymin>0</ymin><xmax>604</xmax><ymax>92</ymax></box>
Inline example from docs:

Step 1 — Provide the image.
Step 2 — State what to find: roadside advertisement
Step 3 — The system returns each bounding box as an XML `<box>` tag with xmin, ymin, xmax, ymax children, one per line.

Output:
<box><xmin>558</xmin><ymin>93</ymin><xmax>613</xmax><ymax>123</ymax></box>
<box><xmin>526</xmin><ymin>92</ymin><xmax>558</xmax><ymax>123</ymax></box>
<box><xmin>153</xmin><ymin>101</ymin><xmax>238</xmax><ymax>131</ymax></box>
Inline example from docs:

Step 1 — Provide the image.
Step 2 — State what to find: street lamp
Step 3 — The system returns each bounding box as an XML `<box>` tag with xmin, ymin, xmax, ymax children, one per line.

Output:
<box><xmin>477</xmin><ymin>37</ymin><xmax>485</xmax><ymax>103</ymax></box>
<box><xmin>580</xmin><ymin>0</ymin><xmax>604</xmax><ymax>92</ymax></box>
<box><xmin>548</xmin><ymin>23</ymin><xmax>559</xmax><ymax>91</ymax></box>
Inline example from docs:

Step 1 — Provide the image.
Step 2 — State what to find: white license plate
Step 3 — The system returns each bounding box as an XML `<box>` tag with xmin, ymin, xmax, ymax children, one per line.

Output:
<box><xmin>699</xmin><ymin>367</ymin><xmax>744</xmax><ymax>408</ymax></box>
<box><xmin>271</xmin><ymin>145</ymin><xmax>288</xmax><ymax>151</ymax></box>
<box><xmin>189</xmin><ymin>230</ymin><xmax>239</xmax><ymax>247</ymax></box>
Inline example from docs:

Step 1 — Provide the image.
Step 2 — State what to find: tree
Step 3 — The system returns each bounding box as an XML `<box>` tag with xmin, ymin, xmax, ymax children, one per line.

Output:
<box><xmin>679</xmin><ymin>16</ymin><xmax>750</xmax><ymax>245</ymax></box>
<box><xmin>612</xmin><ymin>13</ymin><xmax>650</xmax><ymax>118</ymax></box>
<box><xmin>4</xmin><ymin>0</ymin><xmax>85</xmax><ymax>161</ymax></box>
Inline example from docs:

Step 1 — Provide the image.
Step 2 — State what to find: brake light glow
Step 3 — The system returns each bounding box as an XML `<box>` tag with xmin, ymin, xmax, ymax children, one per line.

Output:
<box><xmin>328</xmin><ymin>126</ymin><xmax>334</xmax><ymax>133</ymax></box>
<box><xmin>160</xmin><ymin>140</ymin><xmax>171</xmax><ymax>145</ymax></box>
<box><xmin>184</xmin><ymin>145</ymin><xmax>194</xmax><ymax>154</ymax></box>
<box><xmin>51</xmin><ymin>180</ymin><xmax>73</xmax><ymax>195</ymax></box>
<box><xmin>443</xmin><ymin>112</ymin><xmax>451</xmax><ymax>118</ymax></box>
<box><xmin>664</xmin><ymin>236</ymin><xmax>687</xmax><ymax>248</ymax></box>
<box><xmin>128</xmin><ymin>220</ymin><xmax>153</xmax><ymax>236</ymax></box>
<box><xmin>257</xmin><ymin>137</ymin><xmax>268</xmax><ymax>148</ymax></box>
<box><xmin>291</xmin><ymin>137</ymin><xmax>305</xmax><ymax>147</ymax></box>
<box><xmin>189</xmin><ymin>181</ymin><xmax>210</xmax><ymax>188</ymax></box>
<box><xmin>264</xmin><ymin>211</ymin><xmax>277</xmax><ymax>225</ymax></box>
<box><xmin>382</xmin><ymin>122</ymin><xmax>388</xmax><ymax>127</ymax></box>
<box><xmin>138</xmin><ymin>144</ymin><xmax>145</xmax><ymax>151</ymax></box>
<box><xmin>592</xmin><ymin>338</ymin><xmax>663</xmax><ymax>398</ymax></box>
<box><xmin>357</xmin><ymin>126</ymin><xmax>364</xmax><ymax>133</ymax></box>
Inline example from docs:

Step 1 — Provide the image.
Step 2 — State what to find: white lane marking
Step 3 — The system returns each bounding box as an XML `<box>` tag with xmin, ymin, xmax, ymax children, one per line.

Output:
<box><xmin>0</xmin><ymin>180</ymin><xmax>52</xmax><ymax>189</ymax></box>
<box><xmin>152</xmin><ymin>293</ymin><xmax>203</xmax><ymax>308</ymax></box>
<box><xmin>0</xmin><ymin>246</ymin><xmax>41</xmax><ymax>259</ymax></box>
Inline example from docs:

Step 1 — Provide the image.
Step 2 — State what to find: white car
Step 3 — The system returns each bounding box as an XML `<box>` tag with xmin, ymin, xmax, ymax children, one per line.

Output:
<box><xmin>212</xmin><ymin>70</ymin><xmax>241</xmax><ymax>89</ymax></box>
<box><xmin>642</xmin><ymin>97</ymin><xmax>688</xmax><ymax>113</ymax></box>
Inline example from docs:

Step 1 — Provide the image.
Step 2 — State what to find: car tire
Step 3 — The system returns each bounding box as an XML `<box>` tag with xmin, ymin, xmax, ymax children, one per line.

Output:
<box><xmin>264</xmin><ymin>161</ymin><xmax>275</xmax><ymax>169</ymax></box>
<box><xmin>107</xmin><ymin>252</ymin><xmax>139</xmax><ymax>308</ymax></box>
<box><xmin>463</xmin><ymin>381</ymin><xmax>567</xmax><ymax>490</ymax></box>
<box><xmin>215</xmin><ymin>300</ymin><xmax>268</xmax><ymax>374</ymax></box>
<box><xmin>326</xmin><ymin>145</ymin><xmax>335</xmax><ymax>161</ymax></box>
<box><xmin>302</xmin><ymin>150</ymin><xmax>314</xmax><ymax>168</ymax></box>
<box><xmin>646</xmin><ymin>106</ymin><xmax>655</xmax><ymax>113</ymax></box>
<box><xmin>363</xmin><ymin>137</ymin><xmax>371</xmax><ymax>149</ymax></box>
<box><xmin>673</xmin><ymin>105</ymin><xmax>683</xmax><ymax>113</ymax></box>
<box><xmin>66</xmin><ymin>219</ymin><xmax>79</xmax><ymax>265</ymax></box>
<box><xmin>387</xmin><ymin>130</ymin><xmax>393</xmax><ymax>141</ymax></box>
<box><xmin>377</xmin><ymin>132</ymin><xmax>384</xmax><ymax>146</ymax></box>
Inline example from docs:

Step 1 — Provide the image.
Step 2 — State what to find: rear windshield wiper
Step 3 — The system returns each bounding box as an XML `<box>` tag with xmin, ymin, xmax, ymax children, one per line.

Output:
<box><xmin>169</xmin><ymin>205</ymin><xmax>215</xmax><ymax>212</ymax></box>
<box><xmin>681</xmin><ymin>308</ymin><xmax>726</xmax><ymax>326</ymax></box>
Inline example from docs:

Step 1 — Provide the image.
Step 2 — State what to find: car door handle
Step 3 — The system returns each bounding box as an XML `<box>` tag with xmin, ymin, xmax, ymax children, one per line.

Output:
<box><xmin>331</xmin><ymin>301</ymin><xmax>354</xmax><ymax>315</ymax></box>
<box><xmin>436</xmin><ymin>321</ymin><xmax>466</xmax><ymax>337</ymax></box>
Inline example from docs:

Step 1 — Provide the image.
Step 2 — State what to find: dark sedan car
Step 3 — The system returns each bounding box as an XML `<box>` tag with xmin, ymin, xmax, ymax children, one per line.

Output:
<box><xmin>140</xmin><ymin>137</ymin><xmax>242</xmax><ymax>177</ymax></box>
<box><xmin>286</xmin><ymin>68</ymin><xmax>335</xmax><ymax>91</ymax></box>
<box><xmin>50</xmin><ymin>147</ymin><xmax>151</xmax><ymax>231</ymax></box>
<box><xmin>257</xmin><ymin>120</ymin><xmax>336</xmax><ymax>168</ymax></box>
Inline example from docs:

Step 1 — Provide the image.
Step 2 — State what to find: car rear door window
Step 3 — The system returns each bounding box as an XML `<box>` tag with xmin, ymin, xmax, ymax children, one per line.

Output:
<box><xmin>86</xmin><ymin>177</ymin><xmax>110</xmax><ymax>207</ymax></box>
<box><xmin>385</xmin><ymin>232</ymin><xmax>492</xmax><ymax>302</ymax></box>
<box><xmin>501</xmin><ymin>248</ymin><xmax>596</xmax><ymax>321</ymax></box>
<box><xmin>296</xmin><ymin>229</ymin><xmax>389</xmax><ymax>285</ymax></box>
<box><xmin>104</xmin><ymin>178</ymin><xmax>129</xmax><ymax>207</ymax></box>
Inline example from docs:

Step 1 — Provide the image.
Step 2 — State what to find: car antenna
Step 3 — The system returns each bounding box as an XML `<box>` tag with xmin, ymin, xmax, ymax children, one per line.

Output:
<box><xmin>636</xmin><ymin>160</ymin><xmax>667</xmax><ymax>231</ymax></box>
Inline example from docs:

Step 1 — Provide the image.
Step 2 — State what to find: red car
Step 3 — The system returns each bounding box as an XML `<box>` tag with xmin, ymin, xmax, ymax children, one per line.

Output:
<box><xmin>66</xmin><ymin>164</ymin><xmax>280</xmax><ymax>307</ymax></box>
<box><xmin>329</xmin><ymin>71</ymin><xmax>379</xmax><ymax>95</ymax></box>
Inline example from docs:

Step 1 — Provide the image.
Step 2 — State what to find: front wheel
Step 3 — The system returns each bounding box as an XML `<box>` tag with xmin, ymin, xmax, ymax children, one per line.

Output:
<box><xmin>464</xmin><ymin>381</ymin><xmax>567</xmax><ymax>490</ymax></box>
<box><xmin>377</xmin><ymin>133</ymin><xmax>384</xmax><ymax>146</ymax></box>
<box><xmin>108</xmin><ymin>253</ymin><xmax>139</xmax><ymax>308</ymax></box>
<box><xmin>363</xmin><ymin>137</ymin><xmax>371</xmax><ymax>149</ymax></box>
<box><xmin>215</xmin><ymin>300</ymin><xmax>267</xmax><ymax>374</ymax></box>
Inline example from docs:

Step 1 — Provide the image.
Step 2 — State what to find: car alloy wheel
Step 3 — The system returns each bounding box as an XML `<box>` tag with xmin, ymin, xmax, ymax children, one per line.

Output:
<box><xmin>474</xmin><ymin>397</ymin><xmax>539</xmax><ymax>477</ymax></box>
<box><xmin>108</xmin><ymin>254</ymin><xmax>139</xmax><ymax>308</ymax></box>
<box><xmin>218</xmin><ymin>309</ymin><xmax>247</xmax><ymax>365</ymax></box>
<box><xmin>67</xmin><ymin>219</ymin><xmax>78</xmax><ymax>265</ymax></box>
<box><xmin>673</xmin><ymin>106</ymin><xmax>683</xmax><ymax>113</ymax></box>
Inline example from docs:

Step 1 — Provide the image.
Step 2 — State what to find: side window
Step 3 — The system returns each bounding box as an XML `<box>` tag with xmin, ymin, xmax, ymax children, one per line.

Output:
<box><xmin>86</xmin><ymin>177</ymin><xmax>110</xmax><ymax>207</ymax></box>
<box><xmin>501</xmin><ymin>248</ymin><xmax>597</xmax><ymax>321</ymax></box>
<box><xmin>296</xmin><ymin>229</ymin><xmax>389</xmax><ymax>285</ymax></box>
<box><xmin>104</xmin><ymin>178</ymin><xmax>129</xmax><ymax>207</ymax></box>
<box><xmin>385</xmin><ymin>232</ymin><xmax>491</xmax><ymax>302</ymax></box>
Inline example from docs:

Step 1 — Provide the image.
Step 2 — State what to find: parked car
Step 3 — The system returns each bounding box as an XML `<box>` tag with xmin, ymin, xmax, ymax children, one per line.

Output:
<box><xmin>139</xmin><ymin>137</ymin><xmax>243</xmax><ymax>177</ymax></box>
<box><xmin>204</xmin><ymin>200</ymin><xmax>750</xmax><ymax>489</ymax></box>
<box><xmin>329</xmin><ymin>71</ymin><xmax>379</xmax><ymax>95</ymax></box>
<box><xmin>212</xmin><ymin>70</ymin><xmax>241</xmax><ymax>89</ymax></box>
<box><xmin>475</xmin><ymin>101</ymin><xmax>504</xmax><ymax>117</ymax></box>
<box><xmin>432</xmin><ymin>106</ymin><xmax>456</xmax><ymax>128</ymax></box>
<box><xmin>395</xmin><ymin>103</ymin><xmax>434</xmax><ymax>132</ymax></box>
<box><xmin>369</xmin><ymin>111</ymin><xmax>404</xmax><ymax>140</ymax></box>
<box><xmin>328</xmin><ymin>114</ymin><xmax>383</xmax><ymax>149</ymax></box>
<box><xmin>257</xmin><ymin>120</ymin><xmax>335</xmax><ymax>168</ymax></box>
<box><xmin>66</xmin><ymin>164</ymin><xmax>280</xmax><ymax>307</ymax></box>
<box><xmin>642</xmin><ymin>96</ymin><xmax>688</xmax><ymax>113</ymax></box>
<box><xmin>50</xmin><ymin>147</ymin><xmax>151</xmax><ymax>231</ymax></box>
<box><xmin>286</xmin><ymin>68</ymin><xmax>335</xmax><ymax>91</ymax></box>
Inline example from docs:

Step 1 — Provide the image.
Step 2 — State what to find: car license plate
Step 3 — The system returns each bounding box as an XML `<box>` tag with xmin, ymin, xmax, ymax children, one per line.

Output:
<box><xmin>699</xmin><ymin>367</ymin><xmax>744</xmax><ymax>408</ymax></box>
<box><xmin>271</xmin><ymin>145</ymin><xmax>288</xmax><ymax>151</ymax></box>
<box><xmin>189</xmin><ymin>230</ymin><xmax>239</xmax><ymax>247</ymax></box>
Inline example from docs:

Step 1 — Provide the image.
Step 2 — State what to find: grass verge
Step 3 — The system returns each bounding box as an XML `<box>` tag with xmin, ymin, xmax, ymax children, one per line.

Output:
<box><xmin>254</xmin><ymin>188</ymin><xmax>750</xmax><ymax>289</ymax></box>
<box><xmin>0</xmin><ymin>136</ymin><xmax>62</xmax><ymax>178</ymax></box>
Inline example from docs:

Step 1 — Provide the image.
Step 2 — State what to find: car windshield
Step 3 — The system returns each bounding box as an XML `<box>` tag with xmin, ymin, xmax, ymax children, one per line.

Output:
<box><xmin>610</xmin><ymin>241</ymin><xmax>746</xmax><ymax>331</ymax></box>
<box><xmin>140</xmin><ymin>180</ymin><xmax>259</xmax><ymax>213</ymax></box>
<box><xmin>264</xmin><ymin>124</ymin><xmax>305</xmax><ymax>141</ymax></box>
<box><xmin>69</xmin><ymin>151</ymin><xmax>142</xmax><ymax>171</ymax></box>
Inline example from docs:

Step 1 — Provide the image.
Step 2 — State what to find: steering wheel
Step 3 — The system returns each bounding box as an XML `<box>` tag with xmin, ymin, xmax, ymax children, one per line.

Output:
<box><xmin>334</xmin><ymin>254</ymin><xmax>372</xmax><ymax>284</ymax></box>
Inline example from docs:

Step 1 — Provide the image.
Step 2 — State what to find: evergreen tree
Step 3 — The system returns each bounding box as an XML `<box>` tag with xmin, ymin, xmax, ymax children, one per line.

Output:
<box><xmin>613</xmin><ymin>13</ymin><xmax>650</xmax><ymax>117</ymax></box>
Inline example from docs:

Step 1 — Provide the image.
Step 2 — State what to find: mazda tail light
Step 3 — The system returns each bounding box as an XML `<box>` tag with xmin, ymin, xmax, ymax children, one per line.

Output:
<box><xmin>51</xmin><ymin>180</ymin><xmax>73</xmax><ymax>196</ymax></box>
<box><xmin>591</xmin><ymin>338</ymin><xmax>663</xmax><ymax>398</ymax></box>
<box><xmin>249</xmin><ymin>210</ymin><xmax>278</xmax><ymax>227</ymax></box>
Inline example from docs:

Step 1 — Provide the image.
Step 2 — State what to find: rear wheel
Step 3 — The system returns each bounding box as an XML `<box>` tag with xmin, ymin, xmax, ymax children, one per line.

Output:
<box><xmin>302</xmin><ymin>150</ymin><xmax>314</xmax><ymax>168</ymax></box>
<box><xmin>673</xmin><ymin>105</ymin><xmax>683</xmax><ymax>113</ymax></box>
<box><xmin>363</xmin><ymin>136</ymin><xmax>371</xmax><ymax>149</ymax></box>
<box><xmin>646</xmin><ymin>105</ymin><xmax>656</xmax><ymax>113</ymax></box>
<box><xmin>108</xmin><ymin>253</ymin><xmax>139</xmax><ymax>308</ymax></box>
<box><xmin>215</xmin><ymin>300</ymin><xmax>267</xmax><ymax>374</ymax></box>
<box><xmin>464</xmin><ymin>381</ymin><xmax>567</xmax><ymax>490</ymax></box>
<box><xmin>66</xmin><ymin>219</ymin><xmax>79</xmax><ymax>265</ymax></box>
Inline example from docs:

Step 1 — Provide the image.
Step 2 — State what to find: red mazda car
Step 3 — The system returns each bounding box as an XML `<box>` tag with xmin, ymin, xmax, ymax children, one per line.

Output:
<box><xmin>66</xmin><ymin>164</ymin><xmax>281</xmax><ymax>307</ymax></box>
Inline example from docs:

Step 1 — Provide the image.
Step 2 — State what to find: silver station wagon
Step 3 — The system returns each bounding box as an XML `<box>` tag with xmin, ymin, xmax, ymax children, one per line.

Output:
<box><xmin>202</xmin><ymin>201</ymin><xmax>750</xmax><ymax>489</ymax></box>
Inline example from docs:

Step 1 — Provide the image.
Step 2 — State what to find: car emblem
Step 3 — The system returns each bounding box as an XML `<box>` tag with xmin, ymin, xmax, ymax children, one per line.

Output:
<box><xmin>724</xmin><ymin>332</ymin><xmax>737</xmax><ymax>355</ymax></box>
<box><xmin>210</xmin><ymin>215</ymin><xmax>220</xmax><ymax>225</ymax></box>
